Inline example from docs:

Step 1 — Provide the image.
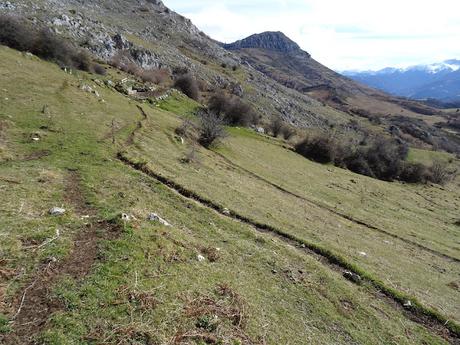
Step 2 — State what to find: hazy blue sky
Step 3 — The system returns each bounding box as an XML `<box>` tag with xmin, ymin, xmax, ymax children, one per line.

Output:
<box><xmin>162</xmin><ymin>0</ymin><xmax>460</xmax><ymax>71</ymax></box>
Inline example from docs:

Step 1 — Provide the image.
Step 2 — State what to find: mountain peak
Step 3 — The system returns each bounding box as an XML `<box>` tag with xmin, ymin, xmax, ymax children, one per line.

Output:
<box><xmin>224</xmin><ymin>31</ymin><xmax>308</xmax><ymax>55</ymax></box>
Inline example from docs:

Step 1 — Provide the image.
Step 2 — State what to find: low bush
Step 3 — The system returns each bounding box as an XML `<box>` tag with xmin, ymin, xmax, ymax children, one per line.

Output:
<box><xmin>399</xmin><ymin>162</ymin><xmax>428</xmax><ymax>183</ymax></box>
<box><xmin>426</xmin><ymin>160</ymin><xmax>457</xmax><ymax>185</ymax></box>
<box><xmin>294</xmin><ymin>131</ymin><xmax>451</xmax><ymax>184</ymax></box>
<box><xmin>295</xmin><ymin>134</ymin><xmax>337</xmax><ymax>164</ymax></box>
<box><xmin>268</xmin><ymin>117</ymin><xmax>296</xmax><ymax>140</ymax></box>
<box><xmin>0</xmin><ymin>15</ymin><xmax>36</xmax><ymax>51</ymax></box>
<box><xmin>281</xmin><ymin>125</ymin><xmax>296</xmax><ymax>140</ymax></box>
<box><xmin>208</xmin><ymin>91</ymin><xmax>258</xmax><ymax>126</ymax></box>
<box><xmin>0</xmin><ymin>15</ymin><xmax>101</xmax><ymax>72</ymax></box>
<box><xmin>139</xmin><ymin>68</ymin><xmax>171</xmax><ymax>85</ymax></box>
<box><xmin>268</xmin><ymin>117</ymin><xmax>284</xmax><ymax>137</ymax></box>
<box><xmin>174</xmin><ymin>74</ymin><xmax>199</xmax><ymax>100</ymax></box>
<box><xmin>93</xmin><ymin>63</ymin><xmax>107</xmax><ymax>75</ymax></box>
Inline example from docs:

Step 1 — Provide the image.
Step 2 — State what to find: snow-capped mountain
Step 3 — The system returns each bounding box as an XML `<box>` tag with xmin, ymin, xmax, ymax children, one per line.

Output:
<box><xmin>342</xmin><ymin>60</ymin><xmax>460</xmax><ymax>102</ymax></box>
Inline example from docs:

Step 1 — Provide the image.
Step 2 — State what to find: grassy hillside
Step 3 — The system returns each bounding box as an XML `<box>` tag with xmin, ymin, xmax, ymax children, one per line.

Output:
<box><xmin>0</xmin><ymin>46</ymin><xmax>459</xmax><ymax>345</ymax></box>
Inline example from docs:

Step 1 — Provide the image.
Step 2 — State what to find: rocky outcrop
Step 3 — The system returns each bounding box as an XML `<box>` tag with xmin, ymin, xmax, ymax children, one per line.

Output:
<box><xmin>224</xmin><ymin>31</ymin><xmax>310</xmax><ymax>57</ymax></box>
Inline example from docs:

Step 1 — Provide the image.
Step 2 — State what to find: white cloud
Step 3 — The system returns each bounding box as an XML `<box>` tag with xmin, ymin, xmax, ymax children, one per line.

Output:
<box><xmin>162</xmin><ymin>0</ymin><xmax>460</xmax><ymax>71</ymax></box>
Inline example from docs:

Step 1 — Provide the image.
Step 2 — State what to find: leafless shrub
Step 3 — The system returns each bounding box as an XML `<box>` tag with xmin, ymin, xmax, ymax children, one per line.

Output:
<box><xmin>0</xmin><ymin>15</ymin><xmax>36</xmax><ymax>51</ymax></box>
<box><xmin>208</xmin><ymin>91</ymin><xmax>258</xmax><ymax>126</ymax></box>
<box><xmin>174</xmin><ymin>74</ymin><xmax>200</xmax><ymax>100</ymax></box>
<box><xmin>181</xmin><ymin>145</ymin><xmax>199</xmax><ymax>164</ymax></box>
<box><xmin>0</xmin><ymin>15</ymin><xmax>99</xmax><ymax>72</ymax></box>
<box><xmin>282</xmin><ymin>127</ymin><xmax>296</xmax><ymax>140</ymax></box>
<box><xmin>399</xmin><ymin>162</ymin><xmax>428</xmax><ymax>183</ymax></box>
<box><xmin>93</xmin><ymin>63</ymin><xmax>107</xmax><ymax>75</ymax></box>
<box><xmin>295</xmin><ymin>130</ymin><xmax>437</xmax><ymax>183</ymax></box>
<box><xmin>139</xmin><ymin>68</ymin><xmax>171</xmax><ymax>84</ymax></box>
<box><xmin>175</xmin><ymin>119</ymin><xmax>197</xmax><ymax>139</ymax></box>
<box><xmin>426</xmin><ymin>160</ymin><xmax>457</xmax><ymax>185</ymax></box>
<box><xmin>198</xmin><ymin>111</ymin><xmax>227</xmax><ymax>148</ymax></box>
<box><xmin>268</xmin><ymin>117</ymin><xmax>284</xmax><ymax>137</ymax></box>
<box><xmin>295</xmin><ymin>133</ymin><xmax>338</xmax><ymax>164</ymax></box>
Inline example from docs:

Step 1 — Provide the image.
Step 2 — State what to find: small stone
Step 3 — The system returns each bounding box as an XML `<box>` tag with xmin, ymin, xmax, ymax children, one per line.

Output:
<box><xmin>121</xmin><ymin>213</ymin><xmax>131</xmax><ymax>221</ymax></box>
<box><xmin>80</xmin><ymin>84</ymin><xmax>92</xmax><ymax>93</ymax></box>
<box><xmin>49</xmin><ymin>207</ymin><xmax>66</xmax><ymax>216</ymax></box>
<box><xmin>271</xmin><ymin>269</ymin><xmax>277</xmax><ymax>274</ymax></box>
<box><xmin>222</xmin><ymin>208</ymin><xmax>231</xmax><ymax>216</ymax></box>
<box><xmin>45</xmin><ymin>256</ymin><xmax>57</xmax><ymax>263</ymax></box>
<box><xmin>343</xmin><ymin>271</ymin><xmax>361</xmax><ymax>284</ymax></box>
<box><xmin>148</xmin><ymin>213</ymin><xmax>171</xmax><ymax>226</ymax></box>
<box><xmin>403</xmin><ymin>300</ymin><xmax>412</xmax><ymax>308</ymax></box>
<box><xmin>197</xmin><ymin>254</ymin><xmax>206</xmax><ymax>262</ymax></box>
<box><xmin>358</xmin><ymin>251</ymin><xmax>367</xmax><ymax>257</ymax></box>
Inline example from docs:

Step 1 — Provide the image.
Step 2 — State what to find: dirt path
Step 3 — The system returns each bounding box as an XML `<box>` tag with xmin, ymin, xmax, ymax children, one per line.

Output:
<box><xmin>2</xmin><ymin>172</ymin><xmax>120</xmax><ymax>345</ymax></box>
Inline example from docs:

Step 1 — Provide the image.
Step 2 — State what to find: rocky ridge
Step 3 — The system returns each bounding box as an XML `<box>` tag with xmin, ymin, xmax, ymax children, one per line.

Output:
<box><xmin>1</xmin><ymin>0</ymin><xmax>340</xmax><ymax>127</ymax></box>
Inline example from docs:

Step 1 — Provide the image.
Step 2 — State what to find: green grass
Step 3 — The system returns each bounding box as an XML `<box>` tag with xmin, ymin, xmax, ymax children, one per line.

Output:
<box><xmin>408</xmin><ymin>147</ymin><xmax>457</xmax><ymax>165</ymax></box>
<box><xmin>121</xmin><ymin>94</ymin><xmax>460</xmax><ymax>324</ymax></box>
<box><xmin>156</xmin><ymin>91</ymin><xmax>201</xmax><ymax>117</ymax></box>
<box><xmin>0</xmin><ymin>45</ymin><xmax>456</xmax><ymax>344</ymax></box>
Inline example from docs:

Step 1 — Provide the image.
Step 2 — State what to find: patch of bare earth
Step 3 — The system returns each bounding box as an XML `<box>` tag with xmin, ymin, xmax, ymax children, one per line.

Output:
<box><xmin>1</xmin><ymin>171</ymin><xmax>121</xmax><ymax>345</ymax></box>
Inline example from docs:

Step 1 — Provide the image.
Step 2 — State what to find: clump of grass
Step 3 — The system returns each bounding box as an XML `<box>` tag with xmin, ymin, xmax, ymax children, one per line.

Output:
<box><xmin>0</xmin><ymin>313</ymin><xmax>11</xmax><ymax>334</ymax></box>
<box><xmin>200</xmin><ymin>246</ymin><xmax>221</xmax><ymax>262</ymax></box>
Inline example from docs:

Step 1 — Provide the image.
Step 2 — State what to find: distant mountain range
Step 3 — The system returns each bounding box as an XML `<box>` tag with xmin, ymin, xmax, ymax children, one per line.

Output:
<box><xmin>342</xmin><ymin>60</ymin><xmax>460</xmax><ymax>102</ymax></box>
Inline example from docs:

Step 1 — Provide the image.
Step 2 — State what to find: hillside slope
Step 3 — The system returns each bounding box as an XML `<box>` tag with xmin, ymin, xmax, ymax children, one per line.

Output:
<box><xmin>0</xmin><ymin>46</ymin><xmax>459</xmax><ymax>344</ymax></box>
<box><xmin>0</xmin><ymin>1</ymin><xmax>460</xmax><ymax>344</ymax></box>
<box><xmin>1</xmin><ymin>0</ymin><xmax>347</xmax><ymax>128</ymax></box>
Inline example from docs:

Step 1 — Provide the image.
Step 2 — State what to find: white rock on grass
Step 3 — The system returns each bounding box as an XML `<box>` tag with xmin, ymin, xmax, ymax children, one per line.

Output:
<box><xmin>148</xmin><ymin>213</ymin><xmax>171</xmax><ymax>226</ymax></box>
<box><xmin>197</xmin><ymin>254</ymin><xmax>206</xmax><ymax>262</ymax></box>
<box><xmin>49</xmin><ymin>207</ymin><xmax>66</xmax><ymax>216</ymax></box>
<box><xmin>121</xmin><ymin>213</ymin><xmax>131</xmax><ymax>221</ymax></box>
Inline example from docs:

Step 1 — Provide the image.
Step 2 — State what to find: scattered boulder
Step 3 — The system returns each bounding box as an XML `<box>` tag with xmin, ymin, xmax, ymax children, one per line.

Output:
<box><xmin>148</xmin><ymin>213</ymin><xmax>171</xmax><ymax>226</ymax></box>
<box><xmin>256</xmin><ymin>127</ymin><xmax>265</xmax><ymax>134</ymax></box>
<box><xmin>49</xmin><ymin>207</ymin><xmax>66</xmax><ymax>216</ymax></box>
<box><xmin>222</xmin><ymin>208</ymin><xmax>231</xmax><ymax>216</ymax></box>
<box><xmin>358</xmin><ymin>251</ymin><xmax>367</xmax><ymax>257</ymax></box>
<box><xmin>343</xmin><ymin>271</ymin><xmax>361</xmax><ymax>284</ymax></box>
<box><xmin>197</xmin><ymin>254</ymin><xmax>206</xmax><ymax>262</ymax></box>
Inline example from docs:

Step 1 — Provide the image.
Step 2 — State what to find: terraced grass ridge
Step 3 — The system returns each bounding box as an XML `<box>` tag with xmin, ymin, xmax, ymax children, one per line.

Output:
<box><xmin>0</xmin><ymin>46</ymin><xmax>459</xmax><ymax>345</ymax></box>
